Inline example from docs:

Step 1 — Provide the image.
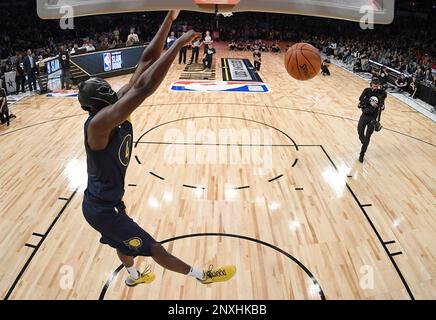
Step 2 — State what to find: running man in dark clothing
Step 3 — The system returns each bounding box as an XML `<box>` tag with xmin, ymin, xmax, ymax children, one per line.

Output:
<box><xmin>357</xmin><ymin>78</ymin><xmax>386</xmax><ymax>163</ymax></box>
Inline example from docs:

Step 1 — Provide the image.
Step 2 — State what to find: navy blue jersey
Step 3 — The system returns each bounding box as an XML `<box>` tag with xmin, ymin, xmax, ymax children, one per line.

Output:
<box><xmin>84</xmin><ymin>116</ymin><xmax>133</xmax><ymax>204</ymax></box>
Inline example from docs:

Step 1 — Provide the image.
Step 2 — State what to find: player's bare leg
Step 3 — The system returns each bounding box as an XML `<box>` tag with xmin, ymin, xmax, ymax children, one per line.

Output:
<box><xmin>150</xmin><ymin>243</ymin><xmax>237</xmax><ymax>285</ymax></box>
<box><xmin>150</xmin><ymin>243</ymin><xmax>191</xmax><ymax>274</ymax></box>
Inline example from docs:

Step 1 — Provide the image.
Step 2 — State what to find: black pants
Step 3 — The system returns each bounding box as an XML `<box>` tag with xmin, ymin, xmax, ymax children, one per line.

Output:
<box><xmin>357</xmin><ymin>114</ymin><xmax>376</xmax><ymax>156</ymax></box>
<box><xmin>254</xmin><ymin>61</ymin><xmax>261</xmax><ymax>71</ymax></box>
<box><xmin>204</xmin><ymin>57</ymin><xmax>213</xmax><ymax>69</ymax></box>
<box><xmin>0</xmin><ymin>112</ymin><xmax>9</xmax><ymax>125</ymax></box>
<box><xmin>179</xmin><ymin>47</ymin><xmax>187</xmax><ymax>64</ymax></box>
<box><xmin>410</xmin><ymin>85</ymin><xmax>418</xmax><ymax>99</ymax></box>
<box><xmin>15</xmin><ymin>75</ymin><xmax>26</xmax><ymax>93</ymax></box>
<box><xmin>1</xmin><ymin>104</ymin><xmax>11</xmax><ymax>126</ymax></box>
<box><xmin>190</xmin><ymin>47</ymin><xmax>199</xmax><ymax>64</ymax></box>
<box><xmin>61</xmin><ymin>69</ymin><xmax>71</xmax><ymax>90</ymax></box>
<box><xmin>397</xmin><ymin>84</ymin><xmax>407</xmax><ymax>92</ymax></box>
<box><xmin>82</xmin><ymin>196</ymin><xmax>157</xmax><ymax>257</ymax></box>
<box><xmin>27</xmin><ymin>72</ymin><xmax>37</xmax><ymax>91</ymax></box>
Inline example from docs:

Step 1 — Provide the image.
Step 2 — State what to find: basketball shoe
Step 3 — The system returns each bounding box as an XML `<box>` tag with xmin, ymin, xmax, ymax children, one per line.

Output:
<box><xmin>125</xmin><ymin>265</ymin><xmax>155</xmax><ymax>287</ymax></box>
<box><xmin>199</xmin><ymin>265</ymin><xmax>237</xmax><ymax>284</ymax></box>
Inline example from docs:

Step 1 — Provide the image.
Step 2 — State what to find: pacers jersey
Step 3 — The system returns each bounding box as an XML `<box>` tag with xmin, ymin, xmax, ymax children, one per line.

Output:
<box><xmin>84</xmin><ymin>116</ymin><xmax>133</xmax><ymax>204</ymax></box>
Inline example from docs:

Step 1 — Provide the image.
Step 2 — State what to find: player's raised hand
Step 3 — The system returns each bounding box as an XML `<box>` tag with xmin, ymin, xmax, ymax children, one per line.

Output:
<box><xmin>179</xmin><ymin>30</ymin><xmax>202</xmax><ymax>45</ymax></box>
<box><xmin>169</xmin><ymin>10</ymin><xmax>180</xmax><ymax>21</ymax></box>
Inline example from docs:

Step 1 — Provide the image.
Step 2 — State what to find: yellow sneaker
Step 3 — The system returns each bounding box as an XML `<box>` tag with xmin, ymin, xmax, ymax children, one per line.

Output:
<box><xmin>125</xmin><ymin>266</ymin><xmax>155</xmax><ymax>287</ymax></box>
<box><xmin>200</xmin><ymin>265</ymin><xmax>236</xmax><ymax>284</ymax></box>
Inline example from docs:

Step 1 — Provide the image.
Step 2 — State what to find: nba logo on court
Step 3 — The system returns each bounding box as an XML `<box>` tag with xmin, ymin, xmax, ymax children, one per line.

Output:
<box><xmin>103</xmin><ymin>53</ymin><xmax>112</xmax><ymax>71</ymax></box>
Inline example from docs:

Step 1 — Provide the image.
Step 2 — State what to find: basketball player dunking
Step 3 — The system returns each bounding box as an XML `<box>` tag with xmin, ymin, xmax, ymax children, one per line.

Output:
<box><xmin>79</xmin><ymin>11</ymin><xmax>236</xmax><ymax>287</ymax></box>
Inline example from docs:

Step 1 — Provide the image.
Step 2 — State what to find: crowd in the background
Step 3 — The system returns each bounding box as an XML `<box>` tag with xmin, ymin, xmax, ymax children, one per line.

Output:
<box><xmin>307</xmin><ymin>20</ymin><xmax>435</xmax><ymax>83</ymax></box>
<box><xmin>228</xmin><ymin>40</ymin><xmax>281</xmax><ymax>53</ymax></box>
<box><xmin>1</xmin><ymin>1</ymin><xmax>435</xmax><ymax>91</ymax></box>
<box><xmin>219</xmin><ymin>13</ymin><xmax>436</xmax><ymax>86</ymax></box>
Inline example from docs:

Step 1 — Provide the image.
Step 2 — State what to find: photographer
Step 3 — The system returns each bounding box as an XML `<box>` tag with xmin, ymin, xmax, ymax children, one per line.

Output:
<box><xmin>271</xmin><ymin>42</ymin><xmax>281</xmax><ymax>53</ymax></box>
<box><xmin>409</xmin><ymin>75</ymin><xmax>419</xmax><ymax>99</ymax></box>
<box><xmin>378</xmin><ymin>66</ymin><xmax>389</xmax><ymax>89</ymax></box>
<box><xmin>357</xmin><ymin>78</ymin><xmax>386</xmax><ymax>163</ymax></box>
<box><xmin>424</xmin><ymin>69</ymin><xmax>433</xmax><ymax>84</ymax></box>
<box><xmin>321</xmin><ymin>58</ymin><xmax>331</xmax><ymax>76</ymax></box>
<box><xmin>203</xmin><ymin>42</ymin><xmax>216</xmax><ymax>70</ymax></box>
<box><xmin>228</xmin><ymin>40</ymin><xmax>237</xmax><ymax>51</ymax></box>
<box><xmin>0</xmin><ymin>88</ymin><xmax>16</xmax><ymax>126</ymax></box>
<box><xmin>253</xmin><ymin>47</ymin><xmax>262</xmax><ymax>71</ymax></box>
<box><xmin>353</xmin><ymin>54</ymin><xmax>366</xmax><ymax>72</ymax></box>
<box><xmin>395</xmin><ymin>74</ymin><xmax>408</xmax><ymax>92</ymax></box>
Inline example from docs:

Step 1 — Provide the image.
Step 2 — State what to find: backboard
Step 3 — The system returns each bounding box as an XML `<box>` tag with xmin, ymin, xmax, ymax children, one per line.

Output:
<box><xmin>37</xmin><ymin>0</ymin><xmax>395</xmax><ymax>24</ymax></box>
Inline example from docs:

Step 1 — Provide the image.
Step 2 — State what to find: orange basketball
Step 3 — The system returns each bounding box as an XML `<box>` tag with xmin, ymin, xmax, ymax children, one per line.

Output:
<box><xmin>284</xmin><ymin>43</ymin><xmax>321</xmax><ymax>81</ymax></box>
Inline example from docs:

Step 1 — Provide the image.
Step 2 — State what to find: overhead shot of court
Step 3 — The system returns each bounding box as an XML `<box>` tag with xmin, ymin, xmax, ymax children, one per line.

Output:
<box><xmin>0</xmin><ymin>0</ymin><xmax>435</xmax><ymax>302</ymax></box>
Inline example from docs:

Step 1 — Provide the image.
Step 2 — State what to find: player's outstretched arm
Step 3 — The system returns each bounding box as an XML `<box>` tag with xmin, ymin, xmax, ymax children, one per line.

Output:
<box><xmin>118</xmin><ymin>10</ymin><xmax>180</xmax><ymax>97</ymax></box>
<box><xmin>132</xmin><ymin>33</ymin><xmax>201</xmax><ymax>95</ymax></box>
<box><xmin>87</xmin><ymin>31</ymin><xmax>200</xmax><ymax>150</ymax></box>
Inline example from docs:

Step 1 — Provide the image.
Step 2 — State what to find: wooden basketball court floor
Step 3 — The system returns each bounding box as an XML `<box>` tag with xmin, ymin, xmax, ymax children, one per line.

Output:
<box><xmin>0</xmin><ymin>46</ymin><xmax>435</xmax><ymax>300</ymax></box>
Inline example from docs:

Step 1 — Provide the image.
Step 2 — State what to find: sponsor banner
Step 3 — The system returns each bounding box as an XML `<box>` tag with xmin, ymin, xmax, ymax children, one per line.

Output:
<box><xmin>47</xmin><ymin>90</ymin><xmax>79</xmax><ymax>97</ymax></box>
<box><xmin>5</xmin><ymin>71</ymin><xmax>16</xmax><ymax>93</ymax></box>
<box><xmin>71</xmin><ymin>46</ymin><xmax>144</xmax><ymax>78</ymax></box>
<box><xmin>103</xmin><ymin>52</ymin><xmax>123</xmax><ymax>72</ymax></box>
<box><xmin>170</xmin><ymin>80</ymin><xmax>270</xmax><ymax>93</ymax></box>
<box><xmin>44</xmin><ymin>57</ymin><xmax>61</xmax><ymax>75</ymax></box>
<box><xmin>222</xmin><ymin>58</ymin><xmax>263</xmax><ymax>82</ymax></box>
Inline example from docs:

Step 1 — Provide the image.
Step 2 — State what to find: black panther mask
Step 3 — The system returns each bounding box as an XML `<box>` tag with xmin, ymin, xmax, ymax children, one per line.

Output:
<box><xmin>78</xmin><ymin>78</ymin><xmax>118</xmax><ymax>114</ymax></box>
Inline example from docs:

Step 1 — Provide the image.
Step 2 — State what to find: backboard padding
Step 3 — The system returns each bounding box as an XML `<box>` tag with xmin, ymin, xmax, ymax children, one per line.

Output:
<box><xmin>37</xmin><ymin>0</ymin><xmax>394</xmax><ymax>24</ymax></box>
